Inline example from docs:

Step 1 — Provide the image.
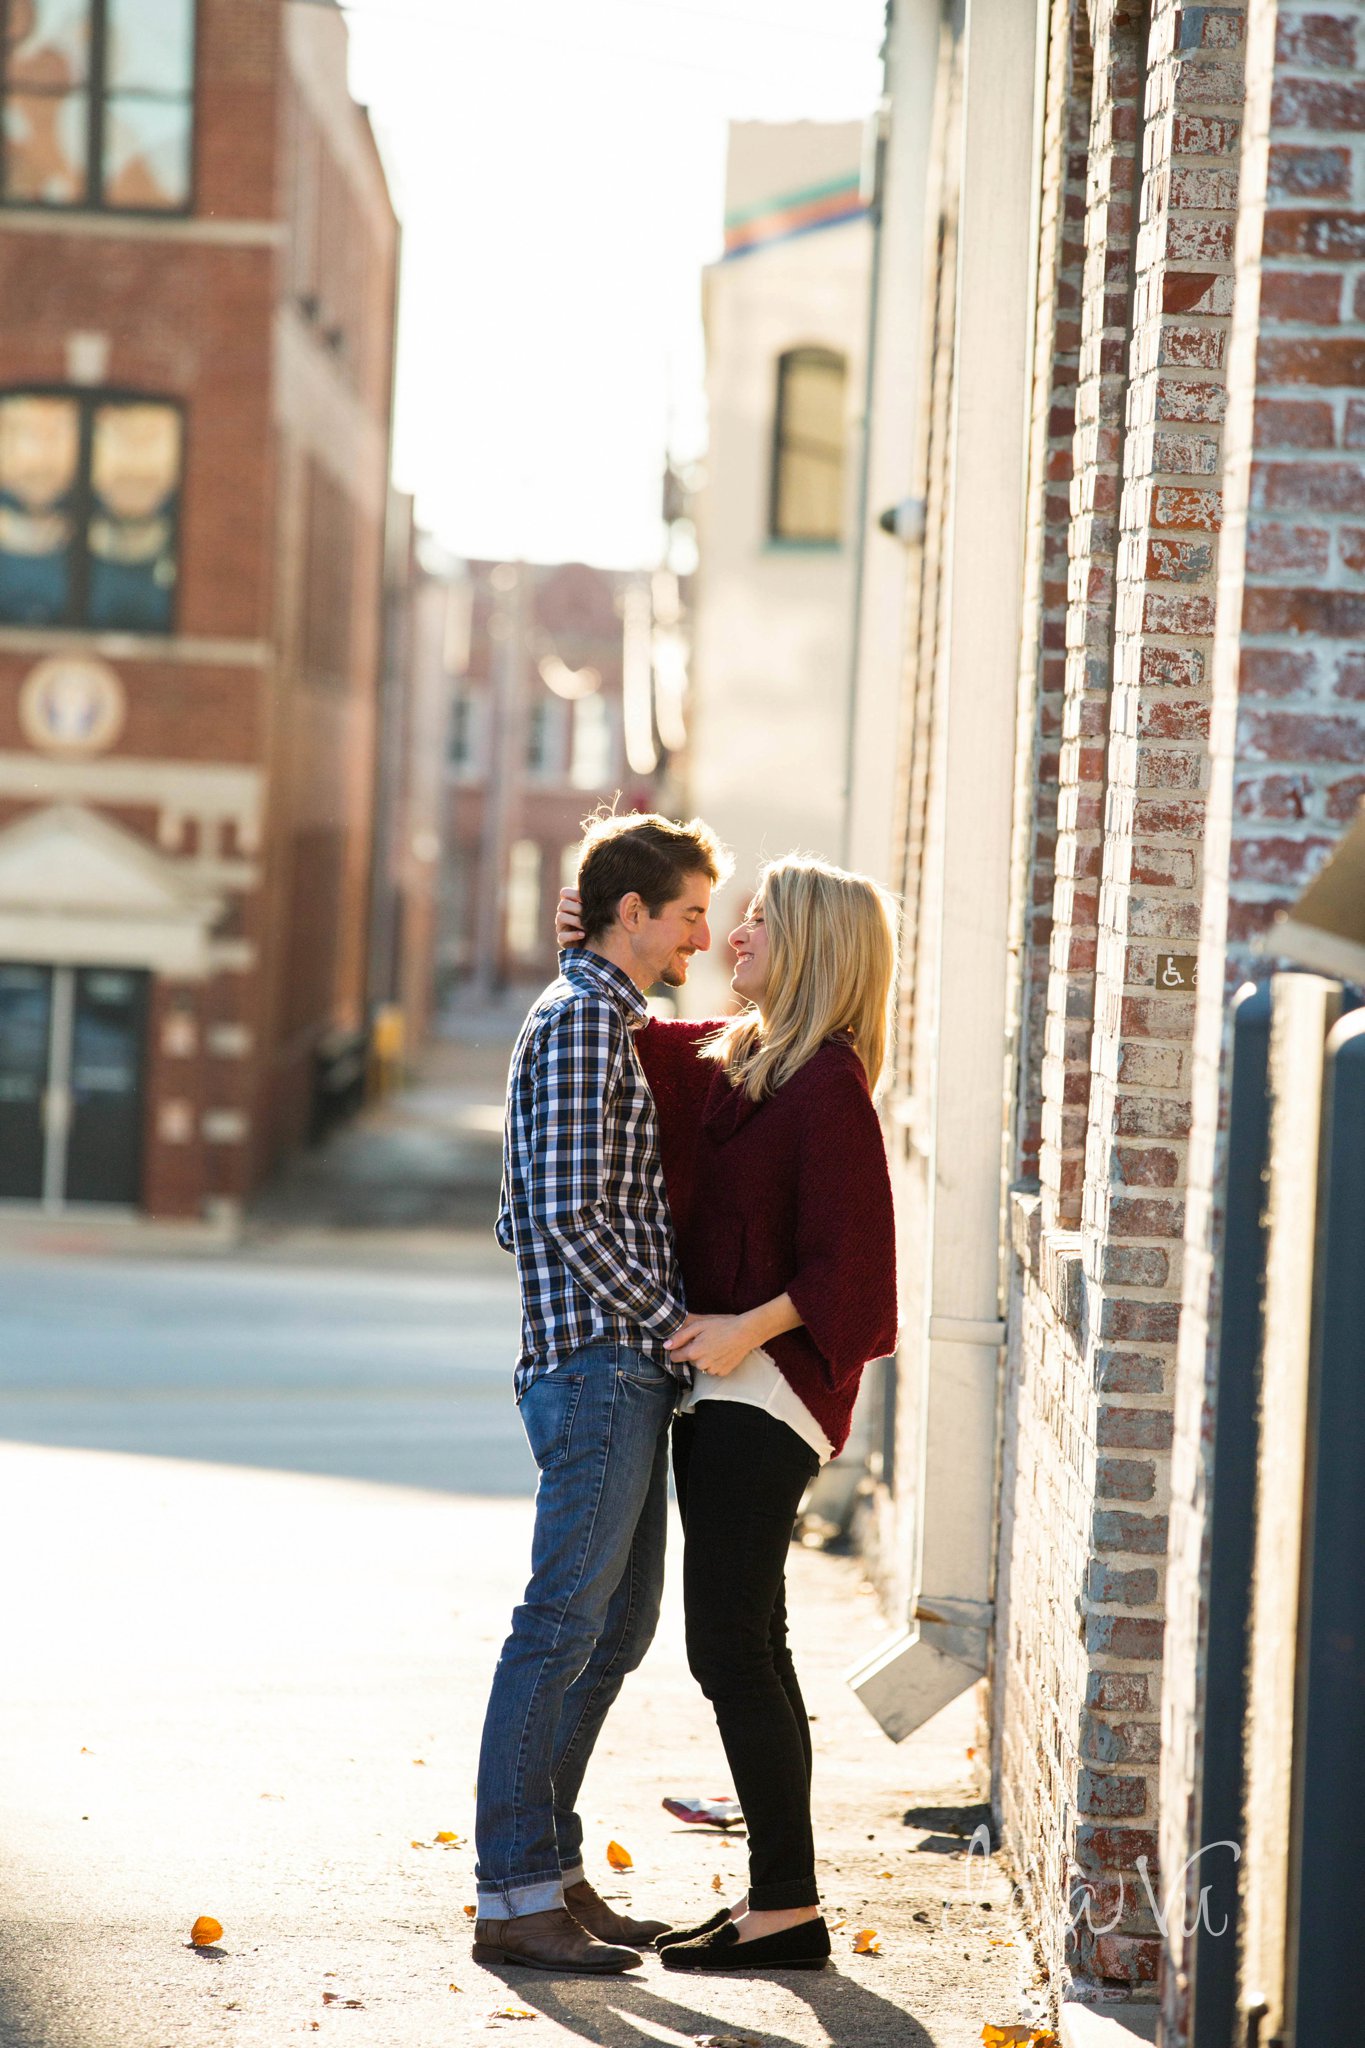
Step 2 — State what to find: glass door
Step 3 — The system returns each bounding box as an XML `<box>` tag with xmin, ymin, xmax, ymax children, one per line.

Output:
<box><xmin>0</xmin><ymin>964</ymin><xmax>52</xmax><ymax>1201</ymax></box>
<box><xmin>64</xmin><ymin>967</ymin><xmax>148</xmax><ymax>1206</ymax></box>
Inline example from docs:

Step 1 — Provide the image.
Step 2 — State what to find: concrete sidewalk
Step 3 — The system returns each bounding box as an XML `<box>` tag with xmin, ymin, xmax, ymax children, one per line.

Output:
<box><xmin>0</xmin><ymin>1440</ymin><xmax>1041</xmax><ymax>2048</ymax></box>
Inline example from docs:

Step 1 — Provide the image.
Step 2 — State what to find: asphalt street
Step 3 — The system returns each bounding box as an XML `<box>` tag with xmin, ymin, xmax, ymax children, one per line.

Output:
<box><xmin>0</xmin><ymin>1048</ymin><xmax>1039</xmax><ymax>2045</ymax></box>
<box><xmin>0</xmin><ymin>1255</ymin><xmax>532</xmax><ymax>1497</ymax></box>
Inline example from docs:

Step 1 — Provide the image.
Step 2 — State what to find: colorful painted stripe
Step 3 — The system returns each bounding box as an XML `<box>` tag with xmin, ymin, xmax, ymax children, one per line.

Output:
<box><xmin>722</xmin><ymin>172</ymin><xmax>866</xmax><ymax>259</ymax></box>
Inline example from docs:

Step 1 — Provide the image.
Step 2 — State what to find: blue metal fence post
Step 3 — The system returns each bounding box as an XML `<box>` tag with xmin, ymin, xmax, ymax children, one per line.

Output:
<box><xmin>1288</xmin><ymin>1006</ymin><xmax>1365</xmax><ymax>2040</ymax></box>
<box><xmin>1193</xmin><ymin>982</ymin><xmax>1271</xmax><ymax>2048</ymax></box>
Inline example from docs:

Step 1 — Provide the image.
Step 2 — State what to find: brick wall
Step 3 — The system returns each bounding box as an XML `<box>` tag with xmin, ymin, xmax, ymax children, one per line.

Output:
<box><xmin>1162</xmin><ymin>2</ymin><xmax>1365</xmax><ymax>2036</ymax></box>
<box><xmin>999</xmin><ymin>0</ymin><xmax>1249</xmax><ymax>2002</ymax></box>
<box><xmin>1011</xmin><ymin>0</ymin><xmax>1092</xmax><ymax>1187</ymax></box>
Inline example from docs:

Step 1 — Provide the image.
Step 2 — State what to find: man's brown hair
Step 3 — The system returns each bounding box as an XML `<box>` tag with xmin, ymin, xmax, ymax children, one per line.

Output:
<box><xmin>575</xmin><ymin>809</ymin><xmax>730</xmax><ymax>941</ymax></box>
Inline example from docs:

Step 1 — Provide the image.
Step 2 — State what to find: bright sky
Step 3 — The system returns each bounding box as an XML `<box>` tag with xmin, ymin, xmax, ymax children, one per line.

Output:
<box><xmin>343</xmin><ymin>0</ymin><xmax>886</xmax><ymax>570</ymax></box>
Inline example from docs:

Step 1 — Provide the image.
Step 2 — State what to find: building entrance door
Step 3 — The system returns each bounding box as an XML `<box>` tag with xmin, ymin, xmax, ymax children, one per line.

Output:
<box><xmin>0</xmin><ymin>963</ymin><xmax>148</xmax><ymax>1207</ymax></box>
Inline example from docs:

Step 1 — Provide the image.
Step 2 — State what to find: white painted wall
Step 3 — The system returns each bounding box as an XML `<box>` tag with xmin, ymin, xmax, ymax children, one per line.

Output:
<box><xmin>685</xmin><ymin>124</ymin><xmax>871</xmax><ymax>1012</ymax></box>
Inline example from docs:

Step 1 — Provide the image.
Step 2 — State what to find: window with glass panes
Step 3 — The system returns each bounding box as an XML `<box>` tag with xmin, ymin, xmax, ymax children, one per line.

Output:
<box><xmin>769</xmin><ymin>347</ymin><xmax>847</xmax><ymax>545</ymax></box>
<box><xmin>0</xmin><ymin>0</ymin><xmax>195</xmax><ymax>212</ymax></box>
<box><xmin>0</xmin><ymin>390</ymin><xmax>181</xmax><ymax>631</ymax></box>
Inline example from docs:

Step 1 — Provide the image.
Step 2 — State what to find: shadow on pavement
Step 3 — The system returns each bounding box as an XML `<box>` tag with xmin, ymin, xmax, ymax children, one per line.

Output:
<box><xmin>0</xmin><ymin>1981</ymin><xmax>62</xmax><ymax>2048</ymax></box>
<box><xmin>479</xmin><ymin>1960</ymin><xmax>935</xmax><ymax>2048</ymax></box>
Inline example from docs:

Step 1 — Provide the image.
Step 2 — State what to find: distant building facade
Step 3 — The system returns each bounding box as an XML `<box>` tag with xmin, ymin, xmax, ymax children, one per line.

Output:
<box><xmin>436</xmin><ymin>557</ymin><xmax>677</xmax><ymax>999</ymax></box>
<box><xmin>367</xmin><ymin>494</ymin><xmax>447</xmax><ymax>1064</ymax></box>
<box><xmin>684</xmin><ymin>120</ymin><xmax>871</xmax><ymax>1008</ymax></box>
<box><xmin>0</xmin><ymin>0</ymin><xmax>397</xmax><ymax>1217</ymax></box>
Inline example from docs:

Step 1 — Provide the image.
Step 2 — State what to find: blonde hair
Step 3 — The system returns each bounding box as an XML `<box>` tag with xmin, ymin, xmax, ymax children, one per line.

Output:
<box><xmin>702</xmin><ymin>855</ymin><xmax>899</xmax><ymax>1103</ymax></box>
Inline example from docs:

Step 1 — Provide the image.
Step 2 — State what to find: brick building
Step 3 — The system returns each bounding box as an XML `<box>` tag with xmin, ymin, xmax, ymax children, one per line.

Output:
<box><xmin>834</xmin><ymin>0</ymin><xmax>1365</xmax><ymax>2037</ymax></box>
<box><xmin>0</xmin><ymin>0</ymin><xmax>397</xmax><ymax>1216</ymax></box>
<box><xmin>436</xmin><ymin>556</ymin><xmax>677</xmax><ymax>1001</ymax></box>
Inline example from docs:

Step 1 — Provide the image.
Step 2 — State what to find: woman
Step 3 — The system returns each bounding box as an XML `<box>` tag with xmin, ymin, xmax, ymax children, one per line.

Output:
<box><xmin>555</xmin><ymin>854</ymin><xmax>898</xmax><ymax>1973</ymax></box>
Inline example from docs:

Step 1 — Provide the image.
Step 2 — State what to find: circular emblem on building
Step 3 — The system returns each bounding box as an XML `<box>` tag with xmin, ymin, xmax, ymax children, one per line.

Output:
<box><xmin>19</xmin><ymin>655</ymin><xmax>127</xmax><ymax>757</ymax></box>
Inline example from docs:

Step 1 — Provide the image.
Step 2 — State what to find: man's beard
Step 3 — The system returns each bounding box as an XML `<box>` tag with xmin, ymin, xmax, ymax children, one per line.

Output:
<box><xmin>658</xmin><ymin>956</ymin><xmax>691</xmax><ymax>988</ymax></box>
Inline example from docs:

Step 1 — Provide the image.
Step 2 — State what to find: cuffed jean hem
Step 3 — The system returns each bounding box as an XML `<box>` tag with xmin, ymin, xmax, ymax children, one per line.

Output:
<box><xmin>748</xmin><ymin>1876</ymin><xmax>820</xmax><ymax>1911</ymax></box>
<box><xmin>559</xmin><ymin>1861</ymin><xmax>586</xmax><ymax>1888</ymax></box>
<box><xmin>475</xmin><ymin>1875</ymin><xmax>565</xmax><ymax>1921</ymax></box>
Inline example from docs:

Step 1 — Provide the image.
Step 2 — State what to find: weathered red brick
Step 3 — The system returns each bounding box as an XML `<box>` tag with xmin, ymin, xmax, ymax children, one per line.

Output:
<box><xmin>1258</xmin><ymin>333</ymin><xmax>1365</xmax><ymax>384</ymax></box>
<box><xmin>1095</xmin><ymin>1456</ymin><xmax>1157</xmax><ymax>1504</ymax></box>
<box><xmin>1085</xmin><ymin>1613</ymin><xmax>1165</xmax><ymax>1660</ymax></box>
<box><xmin>1093</xmin><ymin>1510</ymin><xmax>1169</xmax><ymax>1556</ymax></box>
<box><xmin>1087</xmin><ymin>1558</ymin><xmax>1160</xmax><ymax>1606</ymax></box>
<box><xmin>1253</xmin><ymin>397</ymin><xmax>1336</xmax><ymax>448</ymax></box>
<box><xmin>1098</xmin><ymin>1244</ymin><xmax>1172</xmax><ymax>1289</ymax></box>
<box><xmin>1150</xmin><ymin>484</ymin><xmax>1223</xmax><ymax>531</ymax></box>
<box><xmin>1244</xmin><ymin>520</ymin><xmax>1331</xmax><ymax>576</ymax></box>
<box><xmin>1238</xmin><ymin>645</ymin><xmax>1319</xmax><ymax>696</ymax></box>
<box><xmin>1233</xmin><ymin>772</ymin><xmax>1313</xmax><ymax>821</ymax></box>
<box><xmin>1098</xmin><ymin>1404</ymin><xmax>1175</xmax><ymax>1451</ymax></box>
<box><xmin>1259</xmin><ymin>268</ymin><xmax>1343</xmax><ymax>324</ymax></box>
<box><xmin>1242</xmin><ymin>710</ymin><xmax>1365</xmax><ymax>760</ymax></box>
<box><xmin>1114</xmin><ymin>1143</ymin><xmax>1180</xmax><ymax>1186</ymax></box>
<box><xmin>1326</xmin><ymin>773</ymin><xmax>1365</xmax><ymax>821</ymax></box>
<box><xmin>1112</xmin><ymin>1092</ymin><xmax>1191</xmax><ymax>1137</ymax></box>
<box><xmin>1256</xmin><ymin>459</ymin><xmax>1365</xmax><ymax>513</ymax></box>
<box><xmin>1229</xmin><ymin>834</ymin><xmax>1335</xmax><ymax>885</ymax></box>
<box><xmin>1077</xmin><ymin>1768</ymin><xmax>1149</xmax><ymax>1817</ymax></box>
<box><xmin>1276</xmin><ymin>13</ymin><xmax>1358</xmax><ymax>71</ymax></box>
<box><xmin>1156</xmin><ymin>377</ymin><xmax>1229</xmax><ymax>424</ymax></box>
<box><xmin>1170</xmin><ymin>114</ymin><xmax>1240</xmax><ymax>157</ymax></box>
<box><xmin>1094</xmin><ymin>1934</ymin><xmax>1161</xmax><ymax>1986</ymax></box>
<box><xmin>1146</xmin><ymin>534</ymin><xmax>1216</xmax><ymax>581</ymax></box>
<box><xmin>1272</xmin><ymin>77</ymin><xmax>1365</xmax><ymax>129</ymax></box>
<box><xmin>1074</xmin><ymin>1825</ymin><xmax>1160</xmax><ymax>1877</ymax></box>
<box><xmin>1242</xmin><ymin>587</ymin><xmax>1365</xmax><ymax>636</ymax></box>
<box><xmin>1106</xmin><ymin>1197</ymin><xmax>1186</xmax><ymax>1243</ymax></box>
<box><xmin>1267</xmin><ymin>145</ymin><xmax>1352</xmax><ymax>200</ymax></box>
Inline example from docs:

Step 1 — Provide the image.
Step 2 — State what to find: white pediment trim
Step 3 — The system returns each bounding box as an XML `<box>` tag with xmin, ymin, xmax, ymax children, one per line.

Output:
<box><xmin>0</xmin><ymin>805</ymin><xmax>224</xmax><ymax>977</ymax></box>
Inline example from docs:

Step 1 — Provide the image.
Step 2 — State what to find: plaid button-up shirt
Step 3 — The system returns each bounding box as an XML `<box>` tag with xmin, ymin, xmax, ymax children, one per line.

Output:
<box><xmin>496</xmin><ymin>948</ymin><xmax>688</xmax><ymax>1398</ymax></box>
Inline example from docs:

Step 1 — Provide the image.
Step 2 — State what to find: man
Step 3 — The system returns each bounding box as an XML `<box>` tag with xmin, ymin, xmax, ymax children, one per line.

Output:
<box><xmin>473</xmin><ymin>810</ymin><xmax>729</xmax><ymax>1975</ymax></box>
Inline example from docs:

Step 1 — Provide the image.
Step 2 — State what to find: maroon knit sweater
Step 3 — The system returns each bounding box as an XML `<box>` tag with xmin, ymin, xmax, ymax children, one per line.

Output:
<box><xmin>635</xmin><ymin>1018</ymin><xmax>897</xmax><ymax>1456</ymax></box>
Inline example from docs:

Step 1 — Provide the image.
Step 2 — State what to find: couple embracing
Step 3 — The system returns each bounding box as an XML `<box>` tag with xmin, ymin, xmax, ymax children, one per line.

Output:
<box><xmin>473</xmin><ymin>810</ymin><xmax>897</xmax><ymax>1977</ymax></box>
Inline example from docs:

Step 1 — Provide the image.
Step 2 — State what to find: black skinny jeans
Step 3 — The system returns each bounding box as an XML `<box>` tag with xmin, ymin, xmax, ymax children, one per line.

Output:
<box><xmin>672</xmin><ymin>1404</ymin><xmax>821</xmax><ymax>1910</ymax></box>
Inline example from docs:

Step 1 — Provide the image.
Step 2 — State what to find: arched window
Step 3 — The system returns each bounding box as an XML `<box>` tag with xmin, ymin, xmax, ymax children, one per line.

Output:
<box><xmin>769</xmin><ymin>346</ymin><xmax>847</xmax><ymax>545</ymax></box>
<box><xmin>0</xmin><ymin>0</ymin><xmax>196</xmax><ymax>212</ymax></box>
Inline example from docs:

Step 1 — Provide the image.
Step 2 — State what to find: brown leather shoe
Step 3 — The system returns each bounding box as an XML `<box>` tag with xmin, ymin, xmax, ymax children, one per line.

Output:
<box><xmin>471</xmin><ymin>1906</ymin><xmax>641</xmax><ymax>1975</ymax></box>
<box><xmin>564</xmin><ymin>1877</ymin><xmax>673</xmax><ymax>1947</ymax></box>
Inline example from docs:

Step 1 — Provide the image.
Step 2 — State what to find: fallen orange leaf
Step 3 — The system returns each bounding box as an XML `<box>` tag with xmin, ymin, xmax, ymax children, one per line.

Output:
<box><xmin>410</xmin><ymin>1840</ymin><xmax>427</xmax><ymax>1849</ymax></box>
<box><xmin>491</xmin><ymin>2005</ymin><xmax>537</xmax><ymax>2020</ymax></box>
<box><xmin>449</xmin><ymin>1983</ymin><xmax>461</xmax><ymax>1992</ymax></box>
<box><xmin>828</xmin><ymin>1917</ymin><xmax>847</xmax><ymax>1931</ymax></box>
<box><xmin>435</xmin><ymin>1831</ymin><xmax>459</xmax><ymax>1844</ymax></box>
<box><xmin>463</xmin><ymin>1905</ymin><xmax>477</xmax><ymax>1919</ymax></box>
<box><xmin>189</xmin><ymin>1916</ymin><xmax>222</xmax><ymax>1947</ymax></box>
<box><xmin>877</xmin><ymin>1870</ymin><xmax>893</xmax><ymax>1878</ymax></box>
<box><xmin>413</xmin><ymin>1758</ymin><xmax>427</xmax><ymax>1766</ymax></box>
<box><xmin>606</xmin><ymin>1840</ymin><xmax>633</xmax><ymax>1871</ymax></box>
<box><xmin>852</xmin><ymin>1928</ymin><xmax>880</xmax><ymax>1954</ymax></box>
<box><xmin>980</xmin><ymin>2030</ymin><xmax>1057</xmax><ymax>2047</ymax></box>
<box><xmin>711</xmin><ymin>1872</ymin><xmax>724</xmax><ymax>1892</ymax></box>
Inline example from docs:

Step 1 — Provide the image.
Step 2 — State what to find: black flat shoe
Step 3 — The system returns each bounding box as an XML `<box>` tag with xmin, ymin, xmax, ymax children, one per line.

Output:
<box><xmin>655</xmin><ymin>1908</ymin><xmax>731</xmax><ymax>1950</ymax></box>
<box><xmin>660</xmin><ymin>1917</ymin><xmax>830</xmax><ymax>1973</ymax></box>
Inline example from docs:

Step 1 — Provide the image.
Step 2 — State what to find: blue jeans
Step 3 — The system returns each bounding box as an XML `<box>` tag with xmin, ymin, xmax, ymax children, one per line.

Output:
<box><xmin>475</xmin><ymin>1342</ymin><xmax>677</xmax><ymax>1918</ymax></box>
